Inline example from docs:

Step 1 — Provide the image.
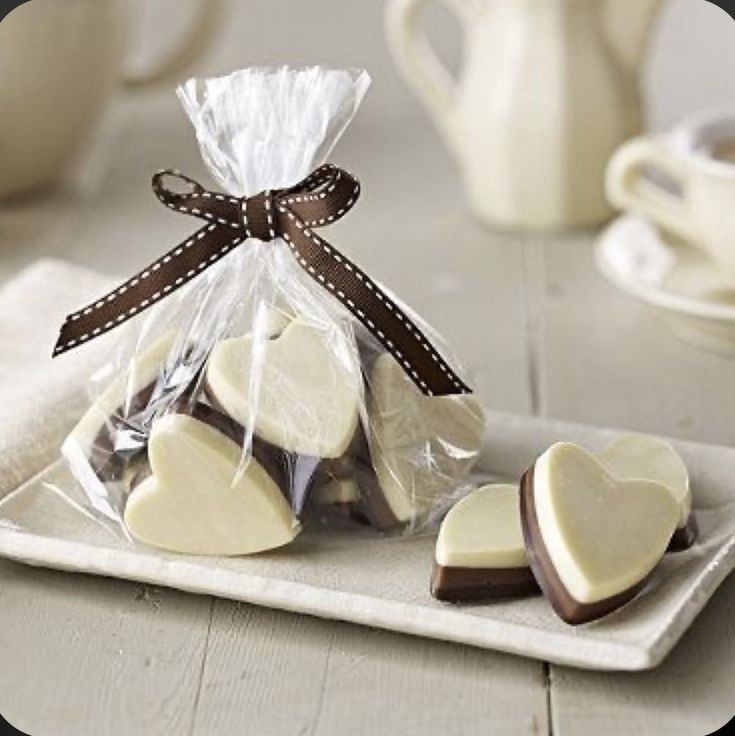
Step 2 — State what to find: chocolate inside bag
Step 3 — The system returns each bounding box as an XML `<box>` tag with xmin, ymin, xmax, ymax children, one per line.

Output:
<box><xmin>64</xmin><ymin>306</ymin><xmax>483</xmax><ymax>554</ymax></box>
<box><xmin>61</xmin><ymin>67</ymin><xmax>484</xmax><ymax>555</ymax></box>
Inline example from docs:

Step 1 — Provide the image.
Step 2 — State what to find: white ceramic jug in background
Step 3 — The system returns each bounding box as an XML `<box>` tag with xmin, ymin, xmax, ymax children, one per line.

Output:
<box><xmin>0</xmin><ymin>0</ymin><xmax>223</xmax><ymax>199</ymax></box>
<box><xmin>386</xmin><ymin>0</ymin><xmax>663</xmax><ymax>231</ymax></box>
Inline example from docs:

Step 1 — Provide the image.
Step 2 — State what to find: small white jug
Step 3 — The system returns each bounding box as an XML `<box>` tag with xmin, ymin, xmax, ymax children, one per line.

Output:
<box><xmin>386</xmin><ymin>0</ymin><xmax>663</xmax><ymax>231</ymax></box>
<box><xmin>0</xmin><ymin>0</ymin><xmax>224</xmax><ymax>198</ymax></box>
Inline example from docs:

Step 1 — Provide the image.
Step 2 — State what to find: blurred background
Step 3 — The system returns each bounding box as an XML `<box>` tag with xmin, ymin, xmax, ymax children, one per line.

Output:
<box><xmin>1</xmin><ymin>0</ymin><xmax>735</xmax><ymax>437</ymax></box>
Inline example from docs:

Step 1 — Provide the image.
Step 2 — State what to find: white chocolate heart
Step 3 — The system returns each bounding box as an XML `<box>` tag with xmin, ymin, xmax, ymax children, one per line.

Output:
<box><xmin>63</xmin><ymin>332</ymin><xmax>176</xmax><ymax>459</ymax></box>
<box><xmin>599</xmin><ymin>435</ymin><xmax>691</xmax><ymax>529</ymax></box>
<box><xmin>436</xmin><ymin>484</ymin><xmax>529</xmax><ymax>569</ymax></box>
<box><xmin>205</xmin><ymin>316</ymin><xmax>361</xmax><ymax>459</ymax></box>
<box><xmin>368</xmin><ymin>353</ymin><xmax>485</xmax><ymax>523</ymax></box>
<box><xmin>533</xmin><ymin>443</ymin><xmax>678</xmax><ymax>604</ymax></box>
<box><xmin>124</xmin><ymin>414</ymin><xmax>299</xmax><ymax>555</ymax></box>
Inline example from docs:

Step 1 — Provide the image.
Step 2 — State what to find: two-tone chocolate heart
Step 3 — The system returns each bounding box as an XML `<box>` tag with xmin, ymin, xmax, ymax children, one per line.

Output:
<box><xmin>520</xmin><ymin>442</ymin><xmax>679</xmax><ymax>625</ymax></box>
<box><xmin>431</xmin><ymin>484</ymin><xmax>539</xmax><ymax>602</ymax></box>
<box><xmin>598</xmin><ymin>435</ymin><xmax>696</xmax><ymax>550</ymax></box>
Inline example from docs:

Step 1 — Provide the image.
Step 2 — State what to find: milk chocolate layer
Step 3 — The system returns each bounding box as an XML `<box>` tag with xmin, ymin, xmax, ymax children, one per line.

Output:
<box><xmin>316</xmin><ymin>425</ymin><xmax>372</xmax><ymax>483</ymax></box>
<box><xmin>207</xmin><ymin>380</ymin><xmax>396</xmax><ymax>530</ymax></box>
<box><xmin>351</xmin><ymin>460</ymin><xmax>406</xmax><ymax>530</ymax></box>
<box><xmin>338</xmin><ymin>427</ymin><xmax>409</xmax><ymax>531</ymax></box>
<box><xmin>668</xmin><ymin>515</ymin><xmax>698</xmax><ymax>552</ymax></box>
<box><xmin>305</xmin><ymin>451</ymin><xmax>395</xmax><ymax>529</ymax></box>
<box><xmin>431</xmin><ymin>564</ymin><xmax>539</xmax><ymax>603</ymax></box>
<box><xmin>519</xmin><ymin>468</ymin><xmax>648</xmax><ymax>625</ymax></box>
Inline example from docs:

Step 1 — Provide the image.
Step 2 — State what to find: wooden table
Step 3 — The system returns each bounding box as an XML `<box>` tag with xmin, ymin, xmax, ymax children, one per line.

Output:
<box><xmin>1</xmin><ymin>1</ymin><xmax>734</xmax><ymax>733</ymax></box>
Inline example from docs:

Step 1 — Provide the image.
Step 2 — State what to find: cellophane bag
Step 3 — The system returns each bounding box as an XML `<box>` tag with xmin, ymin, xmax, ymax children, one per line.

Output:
<box><xmin>62</xmin><ymin>67</ymin><xmax>486</xmax><ymax>556</ymax></box>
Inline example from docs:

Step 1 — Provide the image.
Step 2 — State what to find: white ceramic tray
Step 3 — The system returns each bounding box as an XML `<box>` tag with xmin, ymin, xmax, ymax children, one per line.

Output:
<box><xmin>1</xmin><ymin>411</ymin><xmax>734</xmax><ymax>671</ymax></box>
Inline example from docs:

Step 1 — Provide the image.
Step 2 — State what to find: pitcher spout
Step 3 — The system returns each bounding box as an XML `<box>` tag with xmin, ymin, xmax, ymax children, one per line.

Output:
<box><xmin>604</xmin><ymin>0</ymin><xmax>663</xmax><ymax>77</ymax></box>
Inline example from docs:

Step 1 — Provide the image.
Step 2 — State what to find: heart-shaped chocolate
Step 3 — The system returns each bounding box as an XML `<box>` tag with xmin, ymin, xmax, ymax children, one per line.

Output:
<box><xmin>124</xmin><ymin>413</ymin><xmax>300</xmax><ymax>555</ymax></box>
<box><xmin>431</xmin><ymin>484</ymin><xmax>539</xmax><ymax>602</ymax></box>
<box><xmin>364</xmin><ymin>353</ymin><xmax>485</xmax><ymax>527</ymax></box>
<box><xmin>205</xmin><ymin>316</ymin><xmax>361</xmax><ymax>459</ymax></box>
<box><xmin>598</xmin><ymin>435</ymin><xmax>696</xmax><ymax>550</ymax></box>
<box><xmin>521</xmin><ymin>442</ymin><xmax>679</xmax><ymax>625</ymax></box>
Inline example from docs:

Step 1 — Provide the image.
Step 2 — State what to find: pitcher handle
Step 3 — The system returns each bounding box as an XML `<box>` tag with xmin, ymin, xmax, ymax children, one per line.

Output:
<box><xmin>606</xmin><ymin>137</ymin><xmax>699</xmax><ymax>244</ymax></box>
<box><xmin>123</xmin><ymin>0</ymin><xmax>226</xmax><ymax>88</ymax></box>
<box><xmin>385</xmin><ymin>0</ymin><xmax>474</xmax><ymax>154</ymax></box>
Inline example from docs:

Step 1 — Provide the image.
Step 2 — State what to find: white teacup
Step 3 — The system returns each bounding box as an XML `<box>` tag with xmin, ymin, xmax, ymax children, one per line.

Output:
<box><xmin>607</xmin><ymin>108</ymin><xmax>735</xmax><ymax>274</ymax></box>
<box><xmin>0</xmin><ymin>0</ymin><xmax>223</xmax><ymax>199</ymax></box>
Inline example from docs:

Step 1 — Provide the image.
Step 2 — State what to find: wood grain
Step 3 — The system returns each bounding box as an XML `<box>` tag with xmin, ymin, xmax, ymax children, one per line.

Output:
<box><xmin>190</xmin><ymin>604</ymin><xmax>548</xmax><ymax>736</ymax></box>
<box><xmin>307</xmin><ymin>622</ymin><xmax>548</xmax><ymax>736</ymax></box>
<box><xmin>0</xmin><ymin>559</ymin><xmax>212</xmax><ymax>736</ymax></box>
<box><xmin>550</xmin><ymin>577</ymin><xmax>735</xmax><ymax>736</ymax></box>
<box><xmin>188</xmin><ymin>603</ymin><xmax>336</xmax><ymax>736</ymax></box>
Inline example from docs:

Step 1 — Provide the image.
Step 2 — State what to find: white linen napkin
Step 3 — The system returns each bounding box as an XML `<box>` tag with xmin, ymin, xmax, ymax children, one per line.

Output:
<box><xmin>0</xmin><ymin>259</ymin><xmax>114</xmax><ymax>497</ymax></box>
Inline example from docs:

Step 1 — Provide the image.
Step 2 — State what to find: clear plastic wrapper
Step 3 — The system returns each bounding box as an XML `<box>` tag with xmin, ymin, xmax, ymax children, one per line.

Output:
<box><xmin>61</xmin><ymin>67</ymin><xmax>486</xmax><ymax>556</ymax></box>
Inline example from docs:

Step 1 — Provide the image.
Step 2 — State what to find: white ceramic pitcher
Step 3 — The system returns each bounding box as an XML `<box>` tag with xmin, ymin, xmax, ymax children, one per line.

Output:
<box><xmin>387</xmin><ymin>0</ymin><xmax>663</xmax><ymax>231</ymax></box>
<box><xmin>0</xmin><ymin>0</ymin><xmax>224</xmax><ymax>198</ymax></box>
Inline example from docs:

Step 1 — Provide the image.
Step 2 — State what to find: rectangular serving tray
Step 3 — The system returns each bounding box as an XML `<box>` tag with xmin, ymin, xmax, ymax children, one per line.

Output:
<box><xmin>1</xmin><ymin>411</ymin><xmax>733</xmax><ymax>671</ymax></box>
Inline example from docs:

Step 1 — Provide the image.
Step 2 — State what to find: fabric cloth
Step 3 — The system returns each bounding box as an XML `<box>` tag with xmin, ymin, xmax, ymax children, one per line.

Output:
<box><xmin>0</xmin><ymin>259</ymin><xmax>114</xmax><ymax>496</ymax></box>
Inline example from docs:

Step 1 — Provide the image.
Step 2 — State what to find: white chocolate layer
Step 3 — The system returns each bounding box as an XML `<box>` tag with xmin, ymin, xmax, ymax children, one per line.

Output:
<box><xmin>599</xmin><ymin>435</ymin><xmax>691</xmax><ymax>528</ymax></box>
<box><xmin>534</xmin><ymin>443</ymin><xmax>678</xmax><ymax>605</ymax></box>
<box><xmin>63</xmin><ymin>333</ymin><xmax>176</xmax><ymax>458</ymax></box>
<box><xmin>368</xmin><ymin>354</ymin><xmax>485</xmax><ymax>523</ymax></box>
<box><xmin>436</xmin><ymin>484</ymin><xmax>529</xmax><ymax>569</ymax></box>
<box><xmin>124</xmin><ymin>414</ymin><xmax>299</xmax><ymax>555</ymax></box>
<box><xmin>256</xmin><ymin>304</ymin><xmax>292</xmax><ymax>339</ymax></box>
<box><xmin>206</xmin><ymin>317</ymin><xmax>361</xmax><ymax>459</ymax></box>
<box><xmin>313</xmin><ymin>478</ymin><xmax>361</xmax><ymax>505</ymax></box>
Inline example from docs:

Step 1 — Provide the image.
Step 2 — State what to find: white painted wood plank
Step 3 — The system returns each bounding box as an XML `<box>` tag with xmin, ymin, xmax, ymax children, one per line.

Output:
<box><xmin>190</xmin><ymin>606</ymin><xmax>548</xmax><ymax>736</ymax></box>
<box><xmin>189</xmin><ymin>604</ymin><xmax>336</xmax><ymax>736</ymax></box>
<box><xmin>309</xmin><ymin>622</ymin><xmax>547</xmax><ymax>736</ymax></box>
<box><xmin>0</xmin><ymin>559</ymin><xmax>212</xmax><ymax>736</ymax></box>
<box><xmin>551</xmin><ymin>576</ymin><xmax>735</xmax><ymax>736</ymax></box>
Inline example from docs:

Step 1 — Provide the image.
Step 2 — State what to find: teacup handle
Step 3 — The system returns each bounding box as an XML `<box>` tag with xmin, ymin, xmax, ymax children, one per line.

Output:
<box><xmin>385</xmin><ymin>0</ymin><xmax>477</xmax><ymax>154</ymax></box>
<box><xmin>606</xmin><ymin>137</ymin><xmax>698</xmax><ymax>243</ymax></box>
<box><xmin>122</xmin><ymin>0</ymin><xmax>226</xmax><ymax>88</ymax></box>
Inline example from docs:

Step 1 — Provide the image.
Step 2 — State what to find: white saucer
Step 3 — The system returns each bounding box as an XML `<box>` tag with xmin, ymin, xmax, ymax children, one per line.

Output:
<box><xmin>596</xmin><ymin>215</ymin><xmax>735</xmax><ymax>355</ymax></box>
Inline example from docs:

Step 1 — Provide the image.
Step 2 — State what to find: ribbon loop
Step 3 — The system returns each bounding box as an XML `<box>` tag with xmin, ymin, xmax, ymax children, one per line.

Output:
<box><xmin>279</xmin><ymin>165</ymin><xmax>360</xmax><ymax>227</ymax></box>
<box><xmin>54</xmin><ymin>165</ymin><xmax>472</xmax><ymax>397</ymax></box>
<box><xmin>153</xmin><ymin>170</ymin><xmax>243</xmax><ymax>230</ymax></box>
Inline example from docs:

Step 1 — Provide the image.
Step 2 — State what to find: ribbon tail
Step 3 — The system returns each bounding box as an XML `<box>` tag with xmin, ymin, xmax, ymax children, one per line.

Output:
<box><xmin>278</xmin><ymin>215</ymin><xmax>472</xmax><ymax>397</ymax></box>
<box><xmin>53</xmin><ymin>224</ymin><xmax>244</xmax><ymax>357</ymax></box>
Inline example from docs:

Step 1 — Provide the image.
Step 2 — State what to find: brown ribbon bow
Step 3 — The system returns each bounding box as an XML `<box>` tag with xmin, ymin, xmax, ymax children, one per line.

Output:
<box><xmin>53</xmin><ymin>164</ymin><xmax>471</xmax><ymax>397</ymax></box>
